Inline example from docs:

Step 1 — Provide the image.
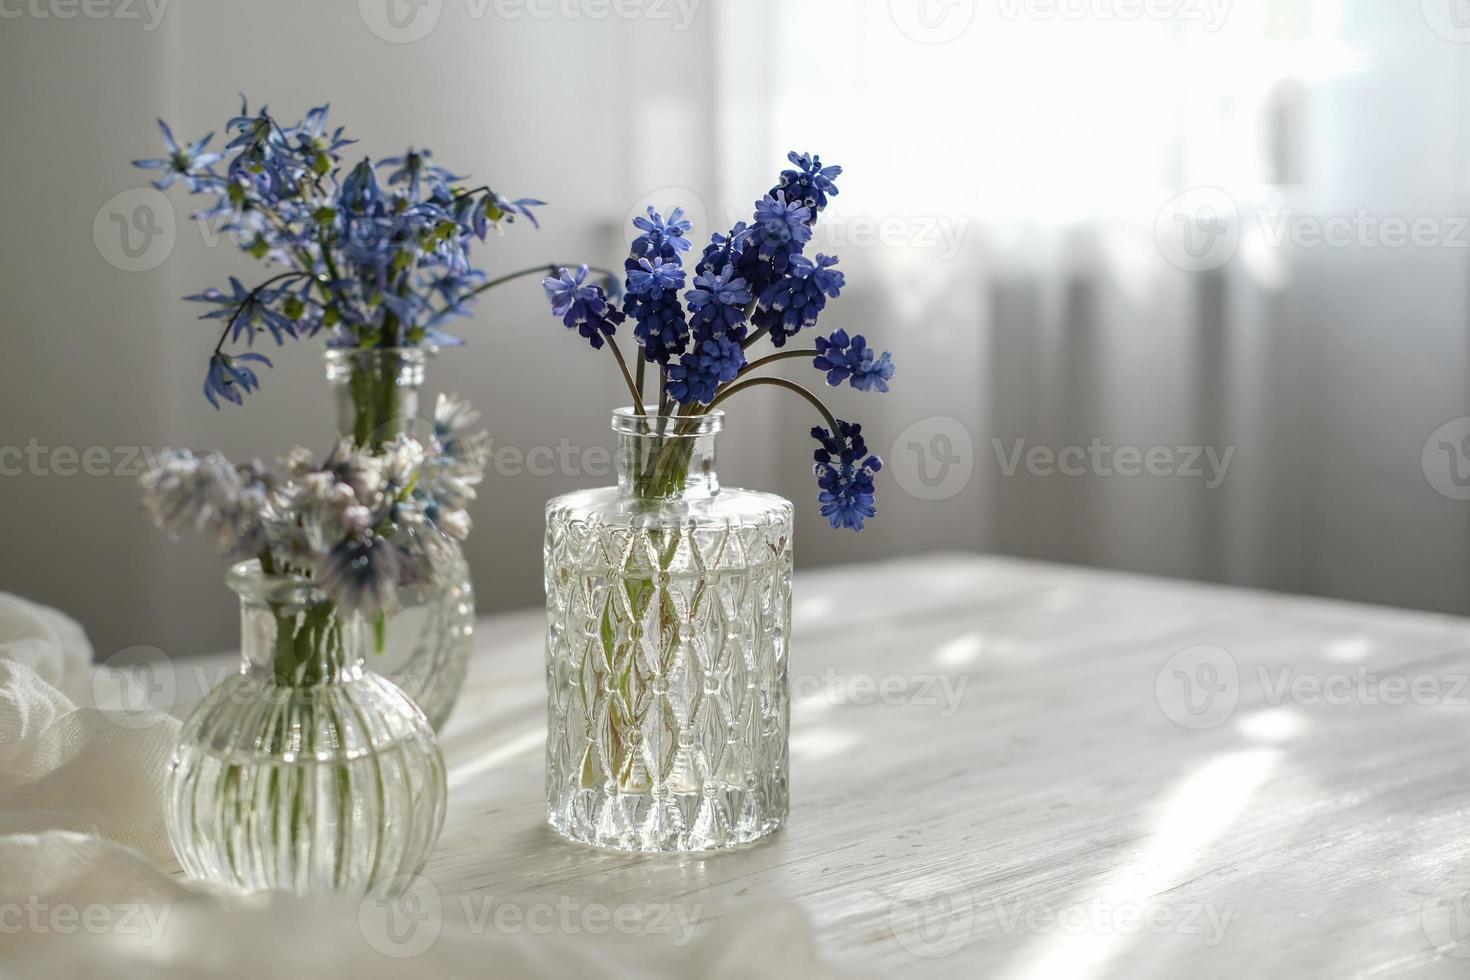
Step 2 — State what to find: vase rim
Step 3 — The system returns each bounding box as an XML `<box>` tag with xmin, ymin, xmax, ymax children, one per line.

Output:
<box><xmin>226</xmin><ymin>559</ymin><xmax>330</xmax><ymax>607</ymax></box>
<box><xmin>611</xmin><ymin>407</ymin><xmax>724</xmax><ymax>437</ymax></box>
<box><xmin>323</xmin><ymin>345</ymin><xmax>437</xmax><ymax>363</ymax></box>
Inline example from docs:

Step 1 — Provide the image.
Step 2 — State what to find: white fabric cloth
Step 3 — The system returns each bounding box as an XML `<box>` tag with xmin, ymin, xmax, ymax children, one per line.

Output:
<box><xmin>0</xmin><ymin>593</ymin><xmax>847</xmax><ymax>979</ymax></box>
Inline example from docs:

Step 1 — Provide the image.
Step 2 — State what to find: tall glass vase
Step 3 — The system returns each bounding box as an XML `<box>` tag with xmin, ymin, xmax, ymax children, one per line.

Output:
<box><xmin>324</xmin><ymin>347</ymin><xmax>474</xmax><ymax>731</ymax></box>
<box><xmin>544</xmin><ymin>409</ymin><xmax>793</xmax><ymax>852</ymax></box>
<box><xmin>166</xmin><ymin>561</ymin><xmax>446</xmax><ymax>895</ymax></box>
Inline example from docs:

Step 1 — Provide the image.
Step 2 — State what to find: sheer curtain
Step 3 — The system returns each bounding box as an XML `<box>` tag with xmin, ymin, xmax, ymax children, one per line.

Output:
<box><xmin>712</xmin><ymin>0</ymin><xmax>1470</xmax><ymax>613</ymax></box>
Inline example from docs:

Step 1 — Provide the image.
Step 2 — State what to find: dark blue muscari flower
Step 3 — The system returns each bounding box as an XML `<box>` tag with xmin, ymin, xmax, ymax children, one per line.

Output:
<box><xmin>753</xmin><ymin>253</ymin><xmax>844</xmax><ymax>346</ymax></box>
<box><xmin>667</xmin><ymin>334</ymin><xmax>745</xmax><ymax>406</ymax></box>
<box><xmin>776</xmin><ymin>151</ymin><xmax>843</xmax><ymax>216</ymax></box>
<box><xmin>204</xmin><ymin>352</ymin><xmax>272</xmax><ymax>409</ymax></box>
<box><xmin>631</xmin><ymin>207</ymin><xmax>693</xmax><ymax>260</ymax></box>
<box><xmin>624</xmin><ymin>257</ymin><xmax>690</xmax><ymax>363</ymax></box>
<box><xmin>543</xmin><ymin>265</ymin><xmax>626</xmax><ymax>350</ymax></box>
<box><xmin>686</xmin><ymin>264</ymin><xmax>753</xmax><ymax>337</ymax></box>
<box><xmin>695</xmin><ymin>222</ymin><xmax>751</xmax><ymax>278</ymax></box>
<box><xmin>132</xmin><ymin>119</ymin><xmax>223</xmax><ymax>192</ymax></box>
<box><xmin>811</xmin><ymin>421</ymin><xmax>882</xmax><ymax>531</ymax></box>
<box><xmin>749</xmin><ymin>192</ymin><xmax>813</xmax><ymax>272</ymax></box>
<box><xmin>813</xmin><ymin>328</ymin><xmax>896</xmax><ymax>393</ymax></box>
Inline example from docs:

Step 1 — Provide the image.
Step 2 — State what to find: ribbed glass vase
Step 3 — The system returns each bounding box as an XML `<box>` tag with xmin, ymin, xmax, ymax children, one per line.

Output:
<box><xmin>166</xmin><ymin>561</ymin><xmax>447</xmax><ymax>895</ymax></box>
<box><xmin>323</xmin><ymin>346</ymin><xmax>475</xmax><ymax>731</ymax></box>
<box><xmin>544</xmin><ymin>409</ymin><xmax>793</xmax><ymax>852</ymax></box>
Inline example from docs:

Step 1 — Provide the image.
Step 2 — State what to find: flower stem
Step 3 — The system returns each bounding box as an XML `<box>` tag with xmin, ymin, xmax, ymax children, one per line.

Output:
<box><xmin>737</xmin><ymin>348</ymin><xmax>819</xmax><ymax>379</ymax></box>
<box><xmin>606</xmin><ymin>339</ymin><xmax>646</xmax><ymax>415</ymax></box>
<box><xmin>708</xmin><ymin>376</ymin><xmax>840</xmax><ymax>433</ymax></box>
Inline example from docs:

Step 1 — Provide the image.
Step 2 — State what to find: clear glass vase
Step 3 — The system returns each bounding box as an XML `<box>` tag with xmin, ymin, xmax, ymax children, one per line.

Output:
<box><xmin>544</xmin><ymin>409</ymin><xmax>793</xmax><ymax>852</ymax></box>
<box><xmin>166</xmin><ymin>561</ymin><xmax>447</xmax><ymax>895</ymax></box>
<box><xmin>324</xmin><ymin>346</ymin><xmax>475</xmax><ymax>731</ymax></box>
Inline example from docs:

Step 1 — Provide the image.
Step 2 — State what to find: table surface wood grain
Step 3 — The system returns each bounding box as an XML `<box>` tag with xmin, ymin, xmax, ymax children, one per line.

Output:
<box><xmin>196</xmin><ymin>553</ymin><xmax>1470</xmax><ymax>977</ymax></box>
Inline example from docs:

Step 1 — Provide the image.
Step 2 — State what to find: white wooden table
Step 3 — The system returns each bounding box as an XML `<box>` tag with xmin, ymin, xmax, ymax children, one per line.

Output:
<box><xmin>346</xmin><ymin>555</ymin><xmax>1470</xmax><ymax>976</ymax></box>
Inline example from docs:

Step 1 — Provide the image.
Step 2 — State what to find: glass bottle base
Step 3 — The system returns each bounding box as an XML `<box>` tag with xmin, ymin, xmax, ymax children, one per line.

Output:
<box><xmin>546</xmin><ymin>785</ymin><xmax>787</xmax><ymax>852</ymax></box>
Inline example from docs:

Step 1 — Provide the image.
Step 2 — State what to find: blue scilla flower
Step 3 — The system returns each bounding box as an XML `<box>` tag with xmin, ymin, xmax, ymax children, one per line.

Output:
<box><xmin>340</xmin><ymin>158</ymin><xmax>383</xmax><ymax>212</ymax></box>
<box><xmin>813</xmin><ymin>329</ymin><xmax>896</xmax><ymax>393</ymax></box>
<box><xmin>490</xmin><ymin>193</ymin><xmax>546</xmax><ymax>231</ymax></box>
<box><xmin>631</xmin><ymin>207</ymin><xmax>693</xmax><ymax>260</ymax></box>
<box><xmin>378</xmin><ymin>147</ymin><xmax>459</xmax><ymax>200</ymax></box>
<box><xmin>203</xmin><ymin>352</ymin><xmax>272</xmax><ymax>409</ymax></box>
<box><xmin>544</xmin><ymin>265</ymin><xmax>626</xmax><ymax>350</ymax></box>
<box><xmin>753</xmin><ymin>253</ymin><xmax>844</xmax><ymax>347</ymax></box>
<box><xmin>749</xmin><ymin>192</ymin><xmax>813</xmax><ymax>272</ymax></box>
<box><xmin>667</xmin><ymin>334</ymin><xmax>745</xmax><ymax>406</ymax></box>
<box><xmin>132</xmin><ymin>119</ymin><xmax>223</xmax><ymax>192</ymax></box>
<box><xmin>186</xmin><ymin>277</ymin><xmax>299</xmax><ymax>346</ymax></box>
<box><xmin>685</xmin><ymin>264</ymin><xmax>753</xmax><ymax>337</ymax></box>
<box><xmin>293</xmin><ymin>104</ymin><xmax>355</xmax><ymax>171</ymax></box>
<box><xmin>811</xmin><ymin>421</ymin><xmax>882</xmax><ymax>531</ymax></box>
<box><xmin>777</xmin><ymin>151</ymin><xmax>843</xmax><ymax>215</ymax></box>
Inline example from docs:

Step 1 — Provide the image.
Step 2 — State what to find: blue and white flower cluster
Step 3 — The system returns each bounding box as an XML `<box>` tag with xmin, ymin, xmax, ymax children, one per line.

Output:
<box><xmin>134</xmin><ymin>99</ymin><xmax>543</xmax><ymax>407</ymax></box>
<box><xmin>542</xmin><ymin>152</ymin><xmax>896</xmax><ymax>530</ymax></box>
<box><xmin>140</xmin><ymin>394</ymin><xmax>488</xmax><ymax>618</ymax></box>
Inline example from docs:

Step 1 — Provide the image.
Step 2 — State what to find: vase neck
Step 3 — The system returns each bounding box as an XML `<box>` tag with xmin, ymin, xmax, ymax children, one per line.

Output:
<box><xmin>228</xmin><ymin>562</ymin><xmax>365</xmax><ymax>686</ymax></box>
<box><xmin>612</xmin><ymin>408</ymin><xmax>723</xmax><ymax>502</ymax></box>
<box><xmin>323</xmin><ymin>347</ymin><xmax>429</xmax><ymax>448</ymax></box>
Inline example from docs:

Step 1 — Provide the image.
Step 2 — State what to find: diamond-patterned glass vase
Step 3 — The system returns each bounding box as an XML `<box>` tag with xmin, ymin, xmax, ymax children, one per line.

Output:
<box><xmin>544</xmin><ymin>409</ymin><xmax>793</xmax><ymax>851</ymax></box>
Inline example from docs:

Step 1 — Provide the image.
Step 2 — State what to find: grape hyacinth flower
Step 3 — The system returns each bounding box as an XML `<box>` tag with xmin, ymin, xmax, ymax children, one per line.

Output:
<box><xmin>624</xmin><ymin>257</ymin><xmax>690</xmax><ymax>364</ymax></box>
<box><xmin>776</xmin><ymin>151</ymin><xmax>843</xmax><ymax>215</ymax></box>
<box><xmin>686</xmin><ymin>264</ymin><xmax>753</xmax><ymax>338</ymax></box>
<box><xmin>542</xmin><ymin>150</ymin><xmax>886</xmax><ymax>532</ymax></box>
<box><xmin>667</xmin><ymin>334</ymin><xmax>745</xmax><ymax>406</ymax></box>
<box><xmin>812</xmin><ymin>422</ymin><xmax>883</xmax><ymax>531</ymax></box>
<box><xmin>813</xmin><ymin>329</ymin><xmax>896</xmax><ymax>393</ymax></box>
<box><xmin>631</xmin><ymin>207</ymin><xmax>693</xmax><ymax>261</ymax></box>
<box><xmin>544</xmin><ymin>265</ymin><xmax>626</xmax><ymax>350</ymax></box>
<box><xmin>749</xmin><ymin>192</ymin><xmax>813</xmax><ymax>273</ymax></box>
<box><xmin>754</xmin><ymin>254</ymin><xmax>845</xmax><ymax>347</ymax></box>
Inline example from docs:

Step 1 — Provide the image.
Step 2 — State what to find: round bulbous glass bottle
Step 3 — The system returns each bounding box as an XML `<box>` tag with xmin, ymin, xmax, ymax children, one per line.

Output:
<box><xmin>323</xmin><ymin>346</ymin><xmax>475</xmax><ymax>731</ymax></box>
<box><xmin>166</xmin><ymin>561</ymin><xmax>447</xmax><ymax>895</ymax></box>
<box><xmin>544</xmin><ymin>409</ymin><xmax>793</xmax><ymax>852</ymax></box>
